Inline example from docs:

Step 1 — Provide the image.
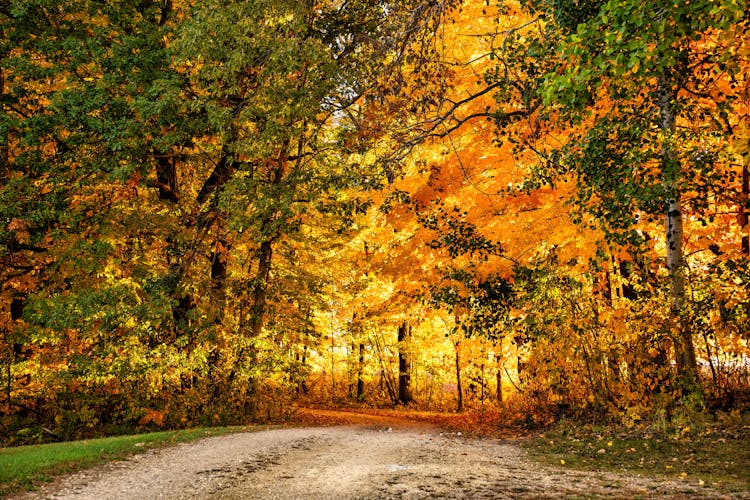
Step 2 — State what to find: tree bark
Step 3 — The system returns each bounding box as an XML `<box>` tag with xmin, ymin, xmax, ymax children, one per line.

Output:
<box><xmin>300</xmin><ymin>346</ymin><xmax>308</xmax><ymax>394</ymax></box>
<box><xmin>3</xmin><ymin>328</ymin><xmax>11</xmax><ymax>414</ymax></box>
<box><xmin>658</xmin><ymin>73</ymin><xmax>699</xmax><ymax>387</ymax></box>
<box><xmin>397</xmin><ymin>321</ymin><xmax>412</xmax><ymax>405</ymax></box>
<box><xmin>372</xmin><ymin>332</ymin><xmax>398</xmax><ymax>404</ymax></box>
<box><xmin>495</xmin><ymin>348</ymin><xmax>503</xmax><ymax>404</ymax></box>
<box><xmin>455</xmin><ymin>340</ymin><xmax>463</xmax><ymax>412</ymax></box>
<box><xmin>153</xmin><ymin>154</ymin><xmax>179</xmax><ymax>202</ymax></box>
<box><xmin>357</xmin><ymin>342</ymin><xmax>365</xmax><ymax>400</ymax></box>
<box><xmin>665</xmin><ymin>198</ymin><xmax>684</xmax><ymax>312</ymax></box>
<box><xmin>249</xmin><ymin>239</ymin><xmax>273</xmax><ymax>338</ymax></box>
<box><xmin>246</xmin><ymin>155</ymin><xmax>286</xmax><ymax>339</ymax></box>
<box><xmin>739</xmin><ymin>158</ymin><xmax>749</xmax><ymax>255</ymax></box>
<box><xmin>196</xmin><ymin>150</ymin><xmax>236</xmax><ymax>206</ymax></box>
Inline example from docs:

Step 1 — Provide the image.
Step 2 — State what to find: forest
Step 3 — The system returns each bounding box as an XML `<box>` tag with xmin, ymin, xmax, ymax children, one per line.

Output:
<box><xmin>1</xmin><ymin>0</ymin><xmax>749</xmax><ymax>445</ymax></box>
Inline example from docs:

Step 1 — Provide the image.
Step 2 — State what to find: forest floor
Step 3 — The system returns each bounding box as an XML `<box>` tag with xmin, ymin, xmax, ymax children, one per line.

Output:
<box><xmin>9</xmin><ymin>408</ymin><xmax>748</xmax><ymax>499</ymax></box>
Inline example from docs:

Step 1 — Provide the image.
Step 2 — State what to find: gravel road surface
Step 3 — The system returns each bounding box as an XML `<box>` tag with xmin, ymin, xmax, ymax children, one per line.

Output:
<box><xmin>12</xmin><ymin>412</ymin><xmax>736</xmax><ymax>499</ymax></box>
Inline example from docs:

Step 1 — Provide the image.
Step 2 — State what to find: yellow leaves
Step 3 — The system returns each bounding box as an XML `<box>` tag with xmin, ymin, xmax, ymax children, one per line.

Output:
<box><xmin>123</xmin><ymin>316</ymin><xmax>138</xmax><ymax>329</ymax></box>
<box><xmin>96</xmin><ymin>262</ymin><xmax>122</xmax><ymax>282</ymax></box>
<box><xmin>732</xmin><ymin>135</ymin><xmax>749</xmax><ymax>157</ymax></box>
<box><xmin>731</xmin><ymin>122</ymin><xmax>750</xmax><ymax>181</ymax></box>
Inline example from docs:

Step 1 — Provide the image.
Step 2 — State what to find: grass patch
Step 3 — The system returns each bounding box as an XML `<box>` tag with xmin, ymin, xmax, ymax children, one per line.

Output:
<box><xmin>524</xmin><ymin>412</ymin><xmax>750</xmax><ymax>496</ymax></box>
<box><xmin>0</xmin><ymin>426</ymin><xmax>252</xmax><ymax>496</ymax></box>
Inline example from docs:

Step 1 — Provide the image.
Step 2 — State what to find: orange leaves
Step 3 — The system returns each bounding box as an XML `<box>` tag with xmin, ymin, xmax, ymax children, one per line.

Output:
<box><xmin>138</xmin><ymin>408</ymin><xmax>166</xmax><ymax>427</ymax></box>
<box><xmin>7</xmin><ymin>218</ymin><xmax>31</xmax><ymax>244</ymax></box>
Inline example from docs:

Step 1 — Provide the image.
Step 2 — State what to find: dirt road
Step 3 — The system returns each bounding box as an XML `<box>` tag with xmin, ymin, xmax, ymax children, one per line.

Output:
<box><xmin>13</xmin><ymin>411</ymin><xmax>735</xmax><ymax>499</ymax></box>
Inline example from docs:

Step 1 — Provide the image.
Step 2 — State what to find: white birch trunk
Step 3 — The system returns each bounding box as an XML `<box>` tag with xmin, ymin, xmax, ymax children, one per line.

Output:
<box><xmin>658</xmin><ymin>74</ymin><xmax>699</xmax><ymax>386</ymax></box>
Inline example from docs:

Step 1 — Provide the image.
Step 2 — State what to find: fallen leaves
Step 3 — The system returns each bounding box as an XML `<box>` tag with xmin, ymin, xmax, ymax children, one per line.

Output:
<box><xmin>525</xmin><ymin>417</ymin><xmax>750</xmax><ymax>495</ymax></box>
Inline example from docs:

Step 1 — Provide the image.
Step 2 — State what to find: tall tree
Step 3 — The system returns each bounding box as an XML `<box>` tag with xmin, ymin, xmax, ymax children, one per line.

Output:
<box><xmin>527</xmin><ymin>0</ymin><xmax>747</xmax><ymax>389</ymax></box>
<box><xmin>171</xmin><ymin>0</ymin><xmax>455</xmax><ymax>392</ymax></box>
<box><xmin>397</xmin><ymin>320</ymin><xmax>413</xmax><ymax>404</ymax></box>
<box><xmin>1</xmin><ymin>0</ymin><xmax>462</xmax><ymax>435</ymax></box>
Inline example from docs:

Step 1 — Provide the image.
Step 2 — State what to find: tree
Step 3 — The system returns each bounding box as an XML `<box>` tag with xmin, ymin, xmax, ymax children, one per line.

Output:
<box><xmin>1</xmin><ymin>0</ymin><xmax>196</xmax><ymax>435</ymax></box>
<box><xmin>527</xmin><ymin>0</ymin><xmax>747</xmax><ymax>390</ymax></box>
<box><xmin>1</xmin><ymin>0</ymin><xmax>463</xmax><ymax>437</ymax></box>
<box><xmin>397</xmin><ymin>321</ymin><xmax>413</xmax><ymax>404</ymax></box>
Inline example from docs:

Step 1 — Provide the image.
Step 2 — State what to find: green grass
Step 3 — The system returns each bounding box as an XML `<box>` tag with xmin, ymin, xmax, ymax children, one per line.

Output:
<box><xmin>524</xmin><ymin>413</ymin><xmax>750</xmax><ymax>496</ymax></box>
<box><xmin>0</xmin><ymin>426</ymin><xmax>252</xmax><ymax>496</ymax></box>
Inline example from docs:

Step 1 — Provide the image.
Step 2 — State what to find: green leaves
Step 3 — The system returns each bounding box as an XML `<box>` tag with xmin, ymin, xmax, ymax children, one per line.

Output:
<box><xmin>2</xmin><ymin>0</ymin><xmax>474</xmax><ymax>438</ymax></box>
<box><xmin>417</xmin><ymin>202</ymin><xmax>502</xmax><ymax>258</ymax></box>
<box><xmin>532</xmin><ymin>0</ymin><xmax>747</xmax><ymax>242</ymax></box>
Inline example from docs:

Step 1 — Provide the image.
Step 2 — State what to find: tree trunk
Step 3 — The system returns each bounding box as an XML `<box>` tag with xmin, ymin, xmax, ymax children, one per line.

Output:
<box><xmin>195</xmin><ymin>149</ymin><xmax>236</xmax><ymax>206</ymax></box>
<box><xmin>249</xmin><ymin>239</ymin><xmax>273</xmax><ymax>338</ymax></box>
<box><xmin>739</xmin><ymin>158</ymin><xmax>749</xmax><ymax>255</ymax></box>
<box><xmin>3</xmin><ymin>329</ymin><xmax>10</xmax><ymax>414</ymax></box>
<box><xmin>357</xmin><ymin>342</ymin><xmax>365</xmax><ymax>400</ymax></box>
<box><xmin>397</xmin><ymin>321</ymin><xmax>412</xmax><ymax>405</ymax></box>
<box><xmin>455</xmin><ymin>340</ymin><xmax>463</xmax><ymax>412</ymax></box>
<box><xmin>208</xmin><ymin>232</ymin><xmax>230</xmax><ymax>327</ymax></box>
<box><xmin>495</xmin><ymin>349</ymin><xmax>503</xmax><ymax>404</ymax></box>
<box><xmin>299</xmin><ymin>346</ymin><xmax>308</xmax><ymax>394</ymax></box>
<box><xmin>163</xmin><ymin>144</ymin><xmax>236</xmax><ymax>337</ymax></box>
<box><xmin>480</xmin><ymin>358</ymin><xmax>486</xmax><ymax>405</ymax></box>
<box><xmin>665</xmin><ymin>197</ymin><xmax>697</xmax><ymax>379</ymax></box>
<box><xmin>658</xmin><ymin>73</ymin><xmax>699</xmax><ymax>388</ymax></box>
<box><xmin>153</xmin><ymin>155</ymin><xmax>179</xmax><ymax>202</ymax></box>
<box><xmin>247</xmin><ymin>156</ymin><xmax>285</xmax><ymax>339</ymax></box>
<box><xmin>371</xmin><ymin>331</ymin><xmax>398</xmax><ymax>403</ymax></box>
<box><xmin>665</xmin><ymin>199</ymin><xmax>684</xmax><ymax>312</ymax></box>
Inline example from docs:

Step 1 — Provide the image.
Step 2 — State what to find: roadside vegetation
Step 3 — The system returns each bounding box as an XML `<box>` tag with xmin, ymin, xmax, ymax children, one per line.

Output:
<box><xmin>2</xmin><ymin>407</ymin><xmax>749</xmax><ymax>497</ymax></box>
<box><xmin>0</xmin><ymin>426</ymin><xmax>251</xmax><ymax>497</ymax></box>
<box><xmin>525</xmin><ymin>411</ymin><xmax>750</xmax><ymax>497</ymax></box>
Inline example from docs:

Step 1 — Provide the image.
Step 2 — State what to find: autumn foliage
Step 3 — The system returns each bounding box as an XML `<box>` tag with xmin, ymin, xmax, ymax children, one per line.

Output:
<box><xmin>1</xmin><ymin>0</ymin><xmax>749</xmax><ymax>444</ymax></box>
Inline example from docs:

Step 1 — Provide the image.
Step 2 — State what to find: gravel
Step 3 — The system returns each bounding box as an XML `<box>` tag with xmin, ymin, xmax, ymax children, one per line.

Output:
<box><xmin>11</xmin><ymin>415</ymin><xmax>738</xmax><ymax>499</ymax></box>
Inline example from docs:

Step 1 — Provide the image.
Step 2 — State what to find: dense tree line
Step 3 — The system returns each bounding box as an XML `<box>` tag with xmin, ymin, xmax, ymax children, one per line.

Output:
<box><xmin>1</xmin><ymin>0</ymin><xmax>748</xmax><ymax>443</ymax></box>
